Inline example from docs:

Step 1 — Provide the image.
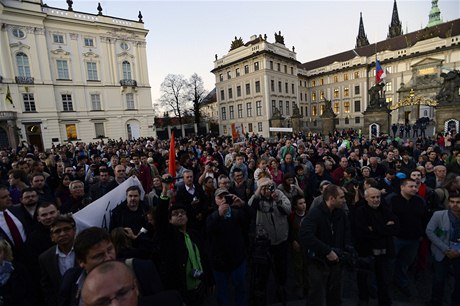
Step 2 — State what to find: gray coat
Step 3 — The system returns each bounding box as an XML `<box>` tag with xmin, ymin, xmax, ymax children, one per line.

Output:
<box><xmin>248</xmin><ymin>190</ymin><xmax>291</xmax><ymax>245</ymax></box>
<box><xmin>426</xmin><ymin>210</ymin><xmax>451</xmax><ymax>262</ymax></box>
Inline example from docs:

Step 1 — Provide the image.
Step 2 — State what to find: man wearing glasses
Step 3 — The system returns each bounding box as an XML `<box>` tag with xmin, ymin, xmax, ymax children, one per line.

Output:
<box><xmin>81</xmin><ymin>261</ymin><xmax>182</xmax><ymax>306</ymax></box>
<box><xmin>39</xmin><ymin>214</ymin><xmax>77</xmax><ymax>306</ymax></box>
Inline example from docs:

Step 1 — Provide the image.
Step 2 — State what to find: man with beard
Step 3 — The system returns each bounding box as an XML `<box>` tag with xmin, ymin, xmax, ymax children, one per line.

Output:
<box><xmin>10</xmin><ymin>187</ymin><xmax>40</xmax><ymax>234</ymax></box>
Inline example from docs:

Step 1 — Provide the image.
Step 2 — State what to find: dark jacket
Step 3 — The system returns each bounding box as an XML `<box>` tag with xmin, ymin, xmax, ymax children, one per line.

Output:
<box><xmin>58</xmin><ymin>259</ymin><xmax>163</xmax><ymax>306</ymax></box>
<box><xmin>206</xmin><ymin>204</ymin><xmax>251</xmax><ymax>272</ymax></box>
<box><xmin>109</xmin><ymin>200</ymin><xmax>149</xmax><ymax>234</ymax></box>
<box><xmin>155</xmin><ymin>197</ymin><xmax>212</xmax><ymax>296</ymax></box>
<box><xmin>175</xmin><ymin>183</ymin><xmax>208</xmax><ymax>231</ymax></box>
<box><xmin>353</xmin><ymin>204</ymin><xmax>399</xmax><ymax>257</ymax></box>
<box><xmin>389</xmin><ymin>193</ymin><xmax>426</xmax><ymax>240</ymax></box>
<box><xmin>0</xmin><ymin>261</ymin><xmax>33</xmax><ymax>306</ymax></box>
<box><xmin>39</xmin><ymin>246</ymin><xmax>78</xmax><ymax>306</ymax></box>
<box><xmin>299</xmin><ymin>201</ymin><xmax>351</xmax><ymax>262</ymax></box>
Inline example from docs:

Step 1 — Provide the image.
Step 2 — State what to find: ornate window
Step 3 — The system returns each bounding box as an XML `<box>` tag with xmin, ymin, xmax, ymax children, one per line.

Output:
<box><xmin>91</xmin><ymin>94</ymin><xmax>101</xmax><ymax>110</ymax></box>
<box><xmin>122</xmin><ymin>61</ymin><xmax>132</xmax><ymax>80</ymax></box>
<box><xmin>23</xmin><ymin>94</ymin><xmax>36</xmax><ymax>112</ymax></box>
<box><xmin>86</xmin><ymin>62</ymin><xmax>98</xmax><ymax>80</ymax></box>
<box><xmin>126</xmin><ymin>93</ymin><xmax>135</xmax><ymax>109</ymax></box>
<box><xmin>62</xmin><ymin>94</ymin><xmax>73</xmax><ymax>111</ymax></box>
<box><xmin>16</xmin><ymin>52</ymin><xmax>31</xmax><ymax>77</ymax></box>
<box><xmin>57</xmin><ymin>60</ymin><xmax>70</xmax><ymax>79</ymax></box>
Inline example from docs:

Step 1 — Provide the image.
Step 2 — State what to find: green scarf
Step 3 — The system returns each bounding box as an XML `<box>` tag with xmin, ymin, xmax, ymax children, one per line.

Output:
<box><xmin>184</xmin><ymin>232</ymin><xmax>203</xmax><ymax>290</ymax></box>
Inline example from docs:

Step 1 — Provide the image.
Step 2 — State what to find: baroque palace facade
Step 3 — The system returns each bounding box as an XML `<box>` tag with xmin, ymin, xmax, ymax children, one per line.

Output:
<box><xmin>0</xmin><ymin>0</ymin><xmax>155</xmax><ymax>150</ymax></box>
<box><xmin>212</xmin><ymin>0</ymin><xmax>460</xmax><ymax>138</ymax></box>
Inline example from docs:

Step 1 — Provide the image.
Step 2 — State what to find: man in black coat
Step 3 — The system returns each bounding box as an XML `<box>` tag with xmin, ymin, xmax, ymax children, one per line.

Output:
<box><xmin>156</xmin><ymin>175</ymin><xmax>212</xmax><ymax>306</ymax></box>
<box><xmin>58</xmin><ymin>227</ymin><xmax>163</xmax><ymax>306</ymax></box>
<box><xmin>81</xmin><ymin>261</ymin><xmax>182</xmax><ymax>306</ymax></box>
<box><xmin>175</xmin><ymin>169</ymin><xmax>207</xmax><ymax>231</ymax></box>
<box><xmin>39</xmin><ymin>214</ymin><xmax>78</xmax><ymax>306</ymax></box>
<box><xmin>206</xmin><ymin>187</ymin><xmax>250</xmax><ymax>306</ymax></box>
<box><xmin>354</xmin><ymin>187</ymin><xmax>399</xmax><ymax>306</ymax></box>
<box><xmin>299</xmin><ymin>184</ymin><xmax>350</xmax><ymax>306</ymax></box>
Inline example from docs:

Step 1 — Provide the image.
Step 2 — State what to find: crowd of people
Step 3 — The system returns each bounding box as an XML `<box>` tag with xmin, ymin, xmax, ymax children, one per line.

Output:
<box><xmin>0</xmin><ymin>127</ymin><xmax>460</xmax><ymax>306</ymax></box>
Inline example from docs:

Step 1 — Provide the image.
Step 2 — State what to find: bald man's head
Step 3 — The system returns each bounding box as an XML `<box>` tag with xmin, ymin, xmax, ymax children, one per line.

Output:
<box><xmin>82</xmin><ymin>261</ymin><xmax>138</xmax><ymax>306</ymax></box>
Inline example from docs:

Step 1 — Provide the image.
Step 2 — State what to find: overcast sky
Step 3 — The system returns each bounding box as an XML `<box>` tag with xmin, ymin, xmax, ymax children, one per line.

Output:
<box><xmin>46</xmin><ymin>0</ymin><xmax>459</xmax><ymax>111</ymax></box>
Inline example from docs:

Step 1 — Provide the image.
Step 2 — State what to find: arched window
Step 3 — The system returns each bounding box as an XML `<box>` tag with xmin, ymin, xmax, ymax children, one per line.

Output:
<box><xmin>16</xmin><ymin>52</ymin><xmax>31</xmax><ymax>77</ymax></box>
<box><xmin>122</xmin><ymin>61</ymin><xmax>131</xmax><ymax>80</ymax></box>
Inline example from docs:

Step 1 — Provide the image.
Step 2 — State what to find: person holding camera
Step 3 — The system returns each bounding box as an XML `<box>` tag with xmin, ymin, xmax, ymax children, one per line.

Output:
<box><xmin>299</xmin><ymin>184</ymin><xmax>351</xmax><ymax>306</ymax></box>
<box><xmin>156</xmin><ymin>174</ymin><xmax>212</xmax><ymax>306</ymax></box>
<box><xmin>248</xmin><ymin>177</ymin><xmax>291</xmax><ymax>305</ymax></box>
<box><xmin>354</xmin><ymin>187</ymin><xmax>399</xmax><ymax>306</ymax></box>
<box><xmin>206</xmin><ymin>188</ymin><xmax>251</xmax><ymax>306</ymax></box>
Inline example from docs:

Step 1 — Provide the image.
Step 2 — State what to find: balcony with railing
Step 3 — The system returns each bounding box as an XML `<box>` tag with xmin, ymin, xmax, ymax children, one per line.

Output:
<box><xmin>15</xmin><ymin>76</ymin><xmax>34</xmax><ymax>84</ymax></box>
<box><xmin>120</xmin><ymin>79</ymin><xmax>137</xmax><ymax>87</ymax></box>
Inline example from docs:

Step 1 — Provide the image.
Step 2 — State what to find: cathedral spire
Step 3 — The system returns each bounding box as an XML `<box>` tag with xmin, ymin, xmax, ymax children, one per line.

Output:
<box><xmin>356</xmin><ymin>12</ymin><xmax>369</xmax><ymax>48</ymax></box>
<box><xmin>427</xmin><ymin>0</ymin><xmax>443</xmax><ymax>28</ymax></box>
<box><xmin>387</xmin><ymin>0</ymin><xmax>402</xmax><ymax>38</ymax></box>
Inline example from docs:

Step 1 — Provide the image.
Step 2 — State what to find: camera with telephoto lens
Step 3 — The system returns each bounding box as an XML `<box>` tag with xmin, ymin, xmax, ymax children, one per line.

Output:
<box><xmin>161</xmin><ymin>176</ymin><xmax>175</xmax><ymax>184</ymax></box>
<box><xmin>333</xmin><ymin>247</ymin><xmax>374</xmax><ymax>273</ymax></box>
<box><xmin>191</xmin><ymin>269</ymin><xmax>203</xmax><ymax>279</ymax></box>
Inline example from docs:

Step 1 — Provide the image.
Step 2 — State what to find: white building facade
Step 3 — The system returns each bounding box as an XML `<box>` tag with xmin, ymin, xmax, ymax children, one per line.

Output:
<box><xmin>212</xmin><ymin>2</ymin><xmax>460</xmax><ymax>137</ymax></box>
<box><xmin>0</xmin><ymin>0</ymin><xmax>155</xmax><ymax>150</ymax></box>
<box><xmin>212</xmin><ymin>34</ymin><xmax>301</xmax><ymax>137</ymax></box>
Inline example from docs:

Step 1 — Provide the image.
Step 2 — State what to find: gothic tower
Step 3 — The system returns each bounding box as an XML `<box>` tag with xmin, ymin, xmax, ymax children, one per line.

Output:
<box><xmin>387</xmin><ymin>0</ymin><xmax>402</xmax><ymax>38</ymax></box>
<box><xmin>427</xmin><ymin>0</ymin><xmax>443</xmax><ymax>27</ymax></box>
<box><xmin>356</xmin><ymin>12</ymin><xmax>369</xmax><ymax>48</ymax></box>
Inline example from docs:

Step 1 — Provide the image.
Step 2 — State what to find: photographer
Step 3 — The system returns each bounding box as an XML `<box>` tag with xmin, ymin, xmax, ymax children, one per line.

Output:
<box><xmin>156</xmin><ymin>174</ymin><xmax>212</xmax><ymax>306</ymax></box>
<box><xmin>248</xmin><ymin>177</ymin><xmax>291</xmax><ymax>304</ymax></box>
<box><xmin>354</xmin><ymin>187</ymin><xmax>399</xmax><ymax>306</ymax></box>
<box><xmin>206</xmin><ymin>188</ymin><xmax>251</xmax><ymax>306</ymax></box>
<box><xmin>299</xmin><ymin>184</ymin><xmax>351</xmax><ymax>306</ymax></box>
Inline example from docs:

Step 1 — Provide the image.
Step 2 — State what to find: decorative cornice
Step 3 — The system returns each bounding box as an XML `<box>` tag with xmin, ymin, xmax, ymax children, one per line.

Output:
<box><xmin>105</xmin><ymin>29</ymin><xmax>138</xmax><ymax>41</ymax></box>
<box><xmin>50</xmin><ymin>47</ymin><xmax>70</xmax><ymax>56</ymax></box>
<box><xmin>9</xmin><ymin>42</ymin><xmax>30</xmax><ymax>51</ymax></box>
<box><xmin>117</xmin><ymin>51</ymin><xmax>134</xmax><ymax>59</ymax></box>
<box><xmin>82</xmin><ymin>51</ymin><xmax>99</xmax><ymax>58</ymax></box>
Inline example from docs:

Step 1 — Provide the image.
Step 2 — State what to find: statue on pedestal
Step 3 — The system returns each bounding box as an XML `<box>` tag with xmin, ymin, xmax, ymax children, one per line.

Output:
<box><xmin>436</xmin><ymin>70</ymin><xmax>460</xmax><ymax>106</ymax></box>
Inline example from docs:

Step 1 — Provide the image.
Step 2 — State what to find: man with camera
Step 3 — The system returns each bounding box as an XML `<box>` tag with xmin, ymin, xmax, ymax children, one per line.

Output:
<box><xmin>299</xmin><ymin>184</ymin><xmax>350</xmax><ymax>306</ymax></box>
<box><xmin>206</xmin><ymin>187</ymin><xmax>251</xmax><ymax>306</ymax></box>
<box><xmin>248</xmin><ymin>177</ymin><xmax>291</xmax><ymax>305</ymax></box>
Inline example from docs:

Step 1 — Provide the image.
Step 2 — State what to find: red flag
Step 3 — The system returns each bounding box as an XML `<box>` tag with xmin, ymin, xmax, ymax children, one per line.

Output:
<box><xmin>168</xmin><ymin>131</ymin><xmax>176</xmax><ymax>178</ymax></box>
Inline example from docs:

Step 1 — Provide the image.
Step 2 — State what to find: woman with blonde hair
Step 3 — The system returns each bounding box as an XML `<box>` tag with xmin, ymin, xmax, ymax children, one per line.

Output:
<box><xmin>0</xmin><ymin>239</ymin><xmax>31</xmax><ymax>305</ymax></box>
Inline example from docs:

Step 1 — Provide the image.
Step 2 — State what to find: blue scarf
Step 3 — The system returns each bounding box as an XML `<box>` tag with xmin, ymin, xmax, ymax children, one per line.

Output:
<box><xmin>0</xmin><ymin>261</ymin><xmax>14</xmax><ymax>286</ymax></box>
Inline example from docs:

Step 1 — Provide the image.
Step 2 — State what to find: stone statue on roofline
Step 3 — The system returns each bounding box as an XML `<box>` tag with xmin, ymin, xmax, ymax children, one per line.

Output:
<box><xmin>274</xmin><ymin>31</ymin><xmax>285</xmax><ymax>45</ymax></box>
<box><xmin>230</xmin><ymin>37</ymin><xmax>244</xmax><ymax>51</ymax></box>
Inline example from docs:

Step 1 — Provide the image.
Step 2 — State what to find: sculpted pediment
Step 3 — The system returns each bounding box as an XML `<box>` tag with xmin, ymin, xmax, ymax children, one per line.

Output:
<box><xmin>50</xmin><ymin>47</ymin><xmax>70</xmax><ymax>56</ymax></box>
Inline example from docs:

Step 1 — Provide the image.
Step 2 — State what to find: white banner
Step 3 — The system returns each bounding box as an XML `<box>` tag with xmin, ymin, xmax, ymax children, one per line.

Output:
<box><xmin>74</xmin><ymin>176</ymin><xmax>145</xmax><ymax>231</ymax></box>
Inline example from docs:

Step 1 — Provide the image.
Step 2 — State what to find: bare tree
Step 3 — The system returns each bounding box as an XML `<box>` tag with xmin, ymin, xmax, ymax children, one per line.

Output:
<box><xmin>187</xmin><ymin>73</ymin><xmax>208</xmax><ymax>125</ymax></box>
<box><xmin>159</xmin><ymin>74</ymin><xmax>189</xmax><ymax>129</ymax></box>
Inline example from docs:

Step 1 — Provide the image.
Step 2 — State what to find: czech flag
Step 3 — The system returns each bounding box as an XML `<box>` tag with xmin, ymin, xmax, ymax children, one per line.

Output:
<box><xmin>375</xmin><ymin>60</ymin><xmax>386</xmax><ymax>85</ymax></box>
